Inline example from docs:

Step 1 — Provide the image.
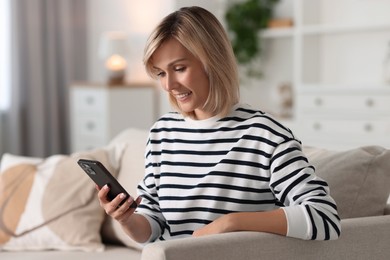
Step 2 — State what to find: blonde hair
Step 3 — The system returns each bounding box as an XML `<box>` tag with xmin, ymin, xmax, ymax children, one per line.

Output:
<box><xmin>143</xmin><ymin>6</ymin><xmax>239</xmax><ymax>118</ymax></box>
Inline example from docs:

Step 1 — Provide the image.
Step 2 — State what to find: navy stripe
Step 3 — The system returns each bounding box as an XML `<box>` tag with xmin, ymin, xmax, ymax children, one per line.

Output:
<box><xmin>308</xmin><ymin>198</ymin><xmax>338</xmax><ymax>211</ymax></box>
<box><xmin>308</xmin><ymin>180</ymin><xmax>329</xmax><ymax>187</ymax></box>
<box><xmin>151</xmin><ymin>135</ymin><xmax>279</xmax><ymax>147</ymax></box>
<box><xmin>235</xmin><ymin>107</ymin><xmax>265</xmax><ymax>115</ymax></box>
<box><xmin>220</xmin><ymin>159</ymin><xmax>269</xmax><ymax>169</ymax></box>
<box><xmin>280</xmin><ymin>173</ymin><xmax>310</xmax><ymax>203</ymax></box>
<box><xmin>274</xmin><ymin>156</ymin><xmax>308</xmax><ymax>173</ymax></box>
<box><xmin>137</xmin><ymin>205</ymin><xmax>161</xmax><ymax>214</ymax></box>
<box><xmin>161</xmin><ymin>159</ymin><xmax>269</xmax><ymax>169</ymax></box>
<box><xmin>159</xmin><ymin>171</ymin><xmax>270</xmax><ymax>182</ymax></box>
<box><xmin>161</xmin><ymin>161</ymin><xmax>217</xmax><ymax>168</ymax></box>
<box><xmin>137</xmin><ymin>188</ymin><xmax>159</xmax><ymax>206</ymax></box>
<box><xmin>151</xmin><ymin>148</ymin><xmax>271</xmax><ymax>157</ymax></box>
<box><xmin>270</xmin><ymin>146</ymin><xmax>301</xmax><ymax>166</ymax></box>
<box><xmin>159</xmin><ymin>183</ymin><xmax>272</xmax><ymax>193</ymax></box>
<box><xmin>169</xmin><ymin>230</ymin><xmax>194</xmax><ymax>236</ymax></box>
<box><xmin>151</xmin><ymin>137</ymin><xmax>239</xmax><ymax>145</ymax></box>
<box><xmin>153</xmin><ymin>149</ymin><xmax>228</xmax><ymax>156</ymax></box>
<box><xmin>293</xmin><ymin>187</ymin><xmax>327</xmax><ymax>201</ymax></box>
<box><xmin>223</xmin><ymin>113</ymin><xmax>293</xmax><ymax>135</ymax></box>
<box><xmin>168</xmin><ymin>218</ymin><xmax>211</xmax><ymax>225</ymax></box>
<box><xmin>271</xmin><ymin>168</ymin><xmax>301</xmax><ymax>188</ymax></box>
<box><xmin>162</xmin><ymin>207</ymin><xmax>233</xmax><ymax>214</ymax></box>
<box><xmin>241</xmin><ymin>134</ymin><xmax>278</xmax><ymax>147</ymax></box>
<box><xmin>157</xmin><ymin>117</ymin><xmax>184</xmax><ymax>122</ymax></box>
<box><xmin>231</xmin><ymin>147</ymin><xmax>272</xmax><ymax>157</ymax></box>
<box><xmin>305</xmin><ymin>205</ymin><xmax>317</xmax><ymax>240</ymax></box>
<box><xmin>318</xmin><ymin>210</ymin><xmax>341</xmax><ymax>238</ymax></box>
<box><xmin>159</xmin><ymin>195</ymin><xmax>276</xmax><ymax>205</ymax></box>
<box><xmin>315</xmin><ymin>209</ymin><xmax>331</xmax><ymax>240</ymax></box>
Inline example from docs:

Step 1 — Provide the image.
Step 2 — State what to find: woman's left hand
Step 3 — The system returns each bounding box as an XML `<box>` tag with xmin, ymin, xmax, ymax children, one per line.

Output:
<box><xmin>192</xmin><ymin>214</ymin><xmax>233</xmax><ymax>237</ymax></box>
<box><xmin>192</xmin><ymin>209</ymin><xmax>287</xmax><ymax>237</ymax></box>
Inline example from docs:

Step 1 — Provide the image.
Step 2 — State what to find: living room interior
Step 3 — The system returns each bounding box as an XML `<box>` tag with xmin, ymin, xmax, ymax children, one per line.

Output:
<box><xmin>0</xmin><ymin>0</ymin><xmax>390</xmax><ymax>259</ymax></box>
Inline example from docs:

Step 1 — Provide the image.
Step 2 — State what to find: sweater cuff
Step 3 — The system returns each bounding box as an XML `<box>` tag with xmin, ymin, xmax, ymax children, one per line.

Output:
<box><xmin>137</xmin><ymin>213</ymin><xmax>161</xmax><ymax>244</ymax></box>
<box><xmin>282</xmin><ymin>205</ymin><xmax>311</xmax><ymax>240</ymax></box>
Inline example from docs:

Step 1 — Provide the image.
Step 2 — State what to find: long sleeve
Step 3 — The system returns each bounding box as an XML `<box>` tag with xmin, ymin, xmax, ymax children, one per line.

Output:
<box><xmin>270</xmin><ymin>140</ymin><xmax>341</xmax><ymax>240</ymax></box>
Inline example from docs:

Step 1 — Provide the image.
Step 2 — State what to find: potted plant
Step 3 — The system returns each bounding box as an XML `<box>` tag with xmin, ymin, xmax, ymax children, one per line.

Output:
<box><xmin>225</xmin><ymin>0</ymin><xmax>279</xmax><ymax>67</ymax></box>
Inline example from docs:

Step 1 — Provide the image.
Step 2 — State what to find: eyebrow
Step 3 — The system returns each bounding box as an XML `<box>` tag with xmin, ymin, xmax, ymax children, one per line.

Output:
<box><xmin>152</xmin><ymin>58</ymin><xmax>188</xmax><ymax>70</ymax></box>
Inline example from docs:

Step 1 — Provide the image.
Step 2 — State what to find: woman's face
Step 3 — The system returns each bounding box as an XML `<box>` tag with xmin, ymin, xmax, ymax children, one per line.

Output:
<box><xmin>151</xmin><ymin>38</ymin><xmax>212</xmax><ymax>120</ymax></box>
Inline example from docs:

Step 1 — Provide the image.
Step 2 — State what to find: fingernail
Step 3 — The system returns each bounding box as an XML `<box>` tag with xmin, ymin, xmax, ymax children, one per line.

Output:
<box><xmin>120</xmin><ymin>193</ymin><xmax>126</xmax><ymax>199</ymax></box>
<box><xmin>104</xmin><ymin>184</ymin><xmax>109</xmax><ymax>190</ymax></box>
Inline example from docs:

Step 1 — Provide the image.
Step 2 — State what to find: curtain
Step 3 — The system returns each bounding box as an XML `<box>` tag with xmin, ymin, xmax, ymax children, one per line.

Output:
<box><xmin>3</xmin><ymin>0</ymin><xmax>87</xmax><ymax>157</ymax></box>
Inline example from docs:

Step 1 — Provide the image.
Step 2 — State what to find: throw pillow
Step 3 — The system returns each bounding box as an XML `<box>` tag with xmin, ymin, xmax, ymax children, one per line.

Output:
<box><xmin>304</xmin><ymin>145</ymin><xmax>390</xmax><ymax>219</ymax></box>
<box><xmin>0</xmin><ymin>148</ymin><xmax>117</xmax><ymax>251</ymax></box>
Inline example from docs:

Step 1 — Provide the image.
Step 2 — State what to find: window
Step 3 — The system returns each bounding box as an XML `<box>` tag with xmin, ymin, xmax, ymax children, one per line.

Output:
<box><xmin>0</xmin><ymin>0</ymin><xmax>10</xmax><ymax>110</ymax></box>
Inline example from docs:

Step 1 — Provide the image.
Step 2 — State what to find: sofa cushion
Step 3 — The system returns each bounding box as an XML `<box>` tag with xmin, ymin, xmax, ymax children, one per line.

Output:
<box><xmin>304</xmin><ymin>145</ymin><xmax>390</xmax><ymax>219</ymax></box>
<box><xmin>0</xmin><ymin>148</ymin><xmax>117</xmax><ymax>252</ymax></box>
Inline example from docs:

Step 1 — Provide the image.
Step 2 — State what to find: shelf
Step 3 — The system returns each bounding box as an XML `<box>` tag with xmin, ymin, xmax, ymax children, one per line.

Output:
<box><xmin>301</xmin><ymin>22</ymin><xmax>390</xmax><ymax>35</ymax></box>
<box><xmin>260</xmin><ymin>22</ymin><xmax>390</xmax><ymax>38</ymax></box>
<box><xmin>260</xmin><ymin>0</ymin><xmax>390</xmax><ymax>151</ymax></box>
<box><xmin>260</xmin><ymin>27</ymin><xmax>294</xmax><ymax>39</ymax></box>
<box><xmin>299</xmin><ymin>84</ymin><xmax>390</xmax><ymax>93</ymax></box>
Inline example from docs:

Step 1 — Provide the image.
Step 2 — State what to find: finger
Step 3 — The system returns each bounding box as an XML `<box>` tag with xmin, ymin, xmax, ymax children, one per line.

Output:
<box><xmin>106</xmin><ymin>193</ymin><xmax>127</xmax><ymax>215</ymax></box>
<box><xmin>116</xmin><ymin>196</ymin><xmax>139</xmax><ymax>215</ymax></box>
<box><xmin>116</xmin><ymin>197</ymin><xmax>134</xmax><ymax>215</ymax></box>
<box><xmin>128</xmin><ymin>196</ymin><xmax>142</xmax><ymax>210</ymax></box>
<box><xmin>135</xmin><ymin>196</ymin><xmax>142</xmax><ymax>206</ymax></box>
<box><xmin>97</xmin><ymin>184</ymin><xmax>110</xmax><ymax>203</ymax></box>
<box><xmin>114</xmin><ymin>197</ymin><xmax>139</xmax><ymax>222</ymax></box>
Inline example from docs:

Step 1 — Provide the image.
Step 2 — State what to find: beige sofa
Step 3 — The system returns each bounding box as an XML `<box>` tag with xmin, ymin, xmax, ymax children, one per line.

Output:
<box><xmin>1</xmin><ymin>128</ymin><xmax>390</xmax><ymax>260</ymax></box>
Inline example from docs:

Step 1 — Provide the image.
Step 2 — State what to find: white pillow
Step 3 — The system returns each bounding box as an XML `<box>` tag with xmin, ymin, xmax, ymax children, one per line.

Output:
<box><xmin>304</xmin><ymin>145</ymin><xmax>390</xmax><ymax>219</ymax></box>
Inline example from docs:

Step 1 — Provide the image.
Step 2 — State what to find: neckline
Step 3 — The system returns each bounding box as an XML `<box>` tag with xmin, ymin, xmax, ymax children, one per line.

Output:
<box><xmin>183</xmin><ymin>103</ymin><xmax>241</xmax><ymax>128</ymax></box>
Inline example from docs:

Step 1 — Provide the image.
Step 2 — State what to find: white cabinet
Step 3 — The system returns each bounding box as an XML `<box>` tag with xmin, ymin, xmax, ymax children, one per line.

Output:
<box><xmin>69</xmin><ymin>83</ymin><xmax>157</xmax><ymax>152</ymax></box>
<box><xmin>259</xmin><ymin>0</ymin><xmax>390</xmax><ymax>150</ymax></box>
<box><xmin>293</xmin><ymin>88</ymin><xmax>390</xmax><ymax>150</ymax></box>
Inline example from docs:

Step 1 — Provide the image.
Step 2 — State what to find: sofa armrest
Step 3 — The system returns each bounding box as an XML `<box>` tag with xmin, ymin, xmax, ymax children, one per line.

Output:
<box><xmin>142</xmin><ymin>215</ymin><xmax>390</xmax><ymax>260</ymax></box>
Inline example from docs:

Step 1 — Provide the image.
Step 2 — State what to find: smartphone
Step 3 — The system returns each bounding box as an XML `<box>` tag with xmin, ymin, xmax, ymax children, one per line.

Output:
<box><xmin>77</xmin><ymin>159</ymin><xmax>137</xmax><ymax>209</ymax></box>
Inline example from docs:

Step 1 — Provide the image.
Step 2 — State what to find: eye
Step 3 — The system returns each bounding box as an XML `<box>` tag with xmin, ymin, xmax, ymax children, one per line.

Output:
<box><xmin>156</xmin><ymin>71</ymin><xmax>166</xmax><ymax>78</ymax></box>
<box><xmin>174</xmin><ymin>66</ymin><xmax>185</xmax><ymax>72</ymax></box>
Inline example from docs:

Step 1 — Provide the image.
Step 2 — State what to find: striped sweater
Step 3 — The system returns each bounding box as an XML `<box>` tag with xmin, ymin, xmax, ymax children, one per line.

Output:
<box><xmin>136</xmin><ymin>103</ymin><xmax>341</xmax><ymax>242</ymax></box>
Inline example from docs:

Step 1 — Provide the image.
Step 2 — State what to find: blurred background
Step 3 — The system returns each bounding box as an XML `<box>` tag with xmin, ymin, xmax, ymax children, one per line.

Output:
<box><xmin>1</xmin><ymin>0</ymin><xmax>390</xmax><ymax>157</ymax></box>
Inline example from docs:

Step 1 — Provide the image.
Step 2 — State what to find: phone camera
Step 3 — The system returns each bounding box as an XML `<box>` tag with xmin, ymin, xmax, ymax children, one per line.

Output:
<box><xmin>82</xmin><ymin>163</ymin><xmax>96</xmax><ymax>175</ymax></box>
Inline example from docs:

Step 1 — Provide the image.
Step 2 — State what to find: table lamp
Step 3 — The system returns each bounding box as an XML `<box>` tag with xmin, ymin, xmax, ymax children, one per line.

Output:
<box><xmin>99</xmin><ymin>31</ymin><xmax>129</xmax><ymax>85</ymax></box>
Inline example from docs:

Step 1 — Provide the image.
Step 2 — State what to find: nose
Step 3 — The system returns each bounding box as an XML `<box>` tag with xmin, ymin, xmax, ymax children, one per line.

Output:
<box><xmin>162</xmin><ymin>73</ymin><xmax>177</xmax><ymax>92</ymax></box>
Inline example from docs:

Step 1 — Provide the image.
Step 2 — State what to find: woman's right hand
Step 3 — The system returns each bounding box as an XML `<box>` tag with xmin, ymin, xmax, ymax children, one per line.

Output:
<box><xmin>96</xmin><ymin>184</ymin><xmax>151</xmax><ymax>243</ymax></box>
<box><xmin>96</xmin><ymin>184</ymin><xmax>141</xmax><ymax>225</ymax></box>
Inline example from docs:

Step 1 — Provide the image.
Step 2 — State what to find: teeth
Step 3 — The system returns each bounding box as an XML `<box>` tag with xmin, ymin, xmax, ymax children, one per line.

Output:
<box><xmin>176</xmin><ymin>92</ymin><xmax>191</xmax><ymax>98</ymax></box>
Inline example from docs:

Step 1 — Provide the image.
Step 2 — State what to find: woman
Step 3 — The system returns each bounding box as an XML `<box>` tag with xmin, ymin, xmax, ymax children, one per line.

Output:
<box><xmin>97</xmin><ymin>6</ymin><xmax>340</xmax><ymax>244</ymax></box>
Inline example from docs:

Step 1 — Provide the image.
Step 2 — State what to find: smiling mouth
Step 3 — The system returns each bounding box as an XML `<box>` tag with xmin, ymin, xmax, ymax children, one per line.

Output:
<box><xmin>175</xmin><ymin>92</ymin><xmax>192</xmax><ymax>100</ymax></box>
